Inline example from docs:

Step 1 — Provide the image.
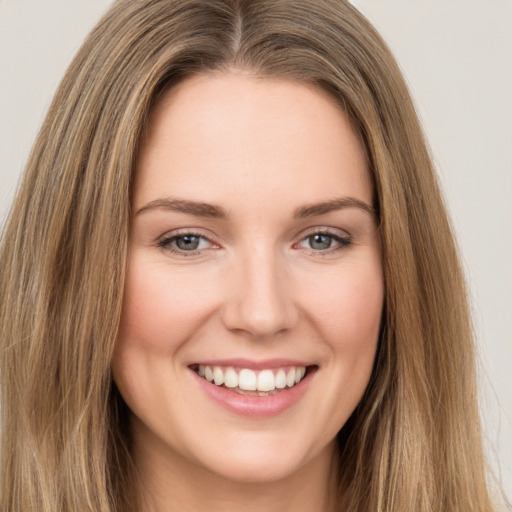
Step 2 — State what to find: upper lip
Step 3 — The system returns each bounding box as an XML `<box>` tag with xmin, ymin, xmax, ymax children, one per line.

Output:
<box><xmin>188</xmin><ymin>358</ymin><xmax>314</xmax><ymax>370</ymax></box>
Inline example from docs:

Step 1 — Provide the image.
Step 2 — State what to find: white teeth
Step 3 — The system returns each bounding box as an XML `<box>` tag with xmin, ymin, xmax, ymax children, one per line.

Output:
<box><xmin>213</xmin><ymin>366</ymin><xmax>224</xmax><ymax>386</ymax></box>
<box><xmin>224</xmin><ymin>367</ymin><xmax>238</xmax><ymax>388</ymax></box>
<box><xmin>275</xmin><ymin>369</ymin><xmax>287</xmax><ymax>389</ymax></box>
<box><xmin>257</xmin><ymin>370</ymin><xmax>275</xmax><ymax>392</ymax></box>
<box><xmin>195</xmin><ymin>364</ymin><xmax>308</xmax><ymax>392</ymax></box>
<box><xmin>204</xmin><ymin>366</ymin><xmax>214</xmax><ymax>382</ymax></box>
<box><xmin>239</xmin><ymin>369</ymin><xmax>257</xmax><ymax>391</ymax></box>
<box><xmin>286</xmin><ymin>368</ymin><xmax>296</xmax><ymax>387</ymax></box>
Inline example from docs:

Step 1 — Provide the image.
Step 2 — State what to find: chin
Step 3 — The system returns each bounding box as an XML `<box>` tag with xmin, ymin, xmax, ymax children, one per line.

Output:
<box><xmin>186</xmin><ymin>429</ymin><xmax>333</xmax><ymax>485</ymax></box>
<box><xmin>199</xmin><ymin>450</ymin><xmax>308</xmax><ymax>484</ymax></box>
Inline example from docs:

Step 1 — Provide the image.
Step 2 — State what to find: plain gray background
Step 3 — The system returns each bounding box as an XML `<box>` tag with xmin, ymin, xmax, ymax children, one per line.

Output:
<box><xmin>1</xmin><ymin>0</ymin><xmax>510</xmax><ymax>503</ymax></box>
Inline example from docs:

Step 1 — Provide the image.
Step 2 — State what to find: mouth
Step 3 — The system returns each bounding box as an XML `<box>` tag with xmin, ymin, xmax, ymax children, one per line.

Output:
<box><xmin>189</xmin><ymin>364</ymin><xmax>316</xmax><ymax>397</ymax></box>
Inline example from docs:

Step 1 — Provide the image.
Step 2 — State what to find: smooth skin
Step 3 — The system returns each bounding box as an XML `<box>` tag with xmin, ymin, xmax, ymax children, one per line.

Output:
<box><xmin>113</xmin><ymin>72</ymin><xmax>384</xmax><ymax>512</ymax></box>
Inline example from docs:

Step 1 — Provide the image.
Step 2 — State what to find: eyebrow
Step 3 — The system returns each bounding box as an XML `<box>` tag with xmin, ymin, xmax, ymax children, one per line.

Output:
<box><xmin>136</xmin><ymin>198</ymin><xmax>228</xmax><ymax>218</ymax></box>
<box><xmin>292</xmin><ymin>197</ymin><xmax>377</xmax><ymax>219</ymax></box>
<box><xmin>136</xmin><ymin>196</ymin><xmax>377</xmax><ymax>219</ymax></box>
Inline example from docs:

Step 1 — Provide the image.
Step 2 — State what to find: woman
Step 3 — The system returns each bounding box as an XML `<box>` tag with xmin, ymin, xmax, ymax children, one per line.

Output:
<box><xmin>0</xmin><ymin>0</ymin><xmax>501</xmax><ymax>511</ymax></box>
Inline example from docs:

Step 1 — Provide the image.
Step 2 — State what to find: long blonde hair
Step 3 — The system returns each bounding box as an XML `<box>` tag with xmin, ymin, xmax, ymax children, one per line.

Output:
<box><xmin>0</xmin><ymin>1</ymin><xmax>498</xmax><ymax>510</ymax></box>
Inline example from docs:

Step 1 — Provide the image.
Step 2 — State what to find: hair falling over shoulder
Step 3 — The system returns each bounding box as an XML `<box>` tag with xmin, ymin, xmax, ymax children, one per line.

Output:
<box><xmin>0</xmin><ymin>1</ymin><xmax>503</xmax><ymax>511</ymax></box>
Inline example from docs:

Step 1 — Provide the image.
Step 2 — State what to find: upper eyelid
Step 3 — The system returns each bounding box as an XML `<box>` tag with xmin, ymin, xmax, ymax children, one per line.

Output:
<box><xmin>297</xmin><ymin>225</ymin><xmax>351</xmax><ymax>239</ymax></box>
<box><xmin>159</xmin><ymin>228</ymin><xmax>216</xmax><ymax>242</ymax></box>
<box><xmin>296</xmin><ymin>229</ymin><xmax>351</xmax><ymax>246</ymax></box>
<box><xmin>158</xmin><ymin>225</ymin><xmax>350</xmax><ymax>239</ymax></box>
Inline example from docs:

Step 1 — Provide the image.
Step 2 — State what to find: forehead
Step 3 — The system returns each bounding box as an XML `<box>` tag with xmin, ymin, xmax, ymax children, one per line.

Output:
<box><xmin>134</xmin><ymin>72</ymin><xmax>372</xmax><ymax>213</ymax></box>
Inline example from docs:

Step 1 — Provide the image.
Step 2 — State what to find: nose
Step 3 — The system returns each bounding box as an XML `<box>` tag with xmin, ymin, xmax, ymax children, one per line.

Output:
<box><xmin>221</xmin><ymin>245</ymin><xmax>299</xmax><ymax>338</ymax></box>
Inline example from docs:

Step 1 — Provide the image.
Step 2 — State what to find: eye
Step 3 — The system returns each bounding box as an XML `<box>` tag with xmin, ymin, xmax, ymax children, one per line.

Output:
<box><xmin>296</xmin><ymin>230</ymin><xmax>351</xmax><ymax>253</ymax></box>
<box><xmin>158</xmin><ymin>232</ymin><xmax>216</xmax><ymax>255</ymax></box>
<box><xmin>173</xmin><ymin>234</ymin><xmax>203</xmax><ymax>251</ymax></box>
<box><xmin>306</xmin><ymin>233</ymin><xmax>335</xmax><ymax>250</ymax></box>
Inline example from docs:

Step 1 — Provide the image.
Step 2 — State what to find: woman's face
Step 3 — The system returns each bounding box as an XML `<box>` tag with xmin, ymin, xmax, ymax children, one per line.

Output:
<box><xmin>113</xmin><ymin>73</ymin><xmax>384</xmax><ymax>485</ymax></box>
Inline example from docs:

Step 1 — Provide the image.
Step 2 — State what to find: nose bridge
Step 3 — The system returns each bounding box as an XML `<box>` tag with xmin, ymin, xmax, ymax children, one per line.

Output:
<box><xmin>222</xmin><ymin>241</ymin><xmax>298</xmax><ymax>337</ymax></box>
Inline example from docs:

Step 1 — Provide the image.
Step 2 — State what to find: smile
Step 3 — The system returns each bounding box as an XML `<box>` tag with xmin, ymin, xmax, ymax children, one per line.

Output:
<box><xmin>192</xmin><ymin>365</ymin><xmax>308</xmax><ymax>395</ymax></box>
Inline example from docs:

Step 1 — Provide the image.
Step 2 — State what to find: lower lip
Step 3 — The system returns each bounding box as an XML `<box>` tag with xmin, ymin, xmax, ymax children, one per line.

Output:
<box><xmin>191</xmin><ymin>368</ymin><xmax>315</xmax><ymax>418</ymax></box>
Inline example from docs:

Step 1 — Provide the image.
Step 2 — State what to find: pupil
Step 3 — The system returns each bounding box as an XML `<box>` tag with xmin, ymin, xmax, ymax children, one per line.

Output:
<box><xmin>310</xmin><ymin>234</ymin><xmax>331</xmax><ymax>250</ymax></box>
<box><xmin>176</xmin><ymin>235</ymin><xmax>199</xmax><ymax>250</ymax></box>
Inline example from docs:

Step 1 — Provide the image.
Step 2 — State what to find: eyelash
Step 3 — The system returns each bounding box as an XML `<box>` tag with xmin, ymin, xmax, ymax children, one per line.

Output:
<box><xmin>296</xmin><ymin>229</ymin><xmax>352</xmax><ymax>255</ymax></box>
<box><xmin>157</xmin><ymin>229</ymin><xmax>352</xmax><ymax>257</ymax></box>
<box><xmin>158</xmin><ymin>230</ymin><xmax>213</xmax><ymax>257</ymax></box>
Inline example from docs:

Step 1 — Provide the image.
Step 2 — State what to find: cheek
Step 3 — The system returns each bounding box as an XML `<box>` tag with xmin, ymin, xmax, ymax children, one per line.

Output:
<box><xmin>305</xmin><ymin>259</ymin><xmax>384</xmax><ymax>349</ymax></box>
<box><xmin>116</xmin><ymin>255</ymin><xmax>219</xmax><ymax>354</ymax></box>
<box><xmin>112</xmin><ymin>255</ymin><xmax>222</xmax><ymax>421</ymax></box>
<box><xmin>283</xmin><ymin>256</ymin><xmax>384</xmax><ymax>450</ymax></box>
